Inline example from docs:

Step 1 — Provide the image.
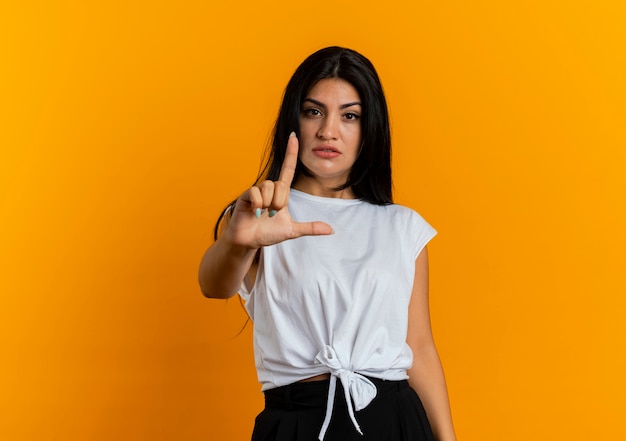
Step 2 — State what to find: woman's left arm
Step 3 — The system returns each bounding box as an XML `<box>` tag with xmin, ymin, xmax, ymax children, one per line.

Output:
<box><xmin>407</xmin><ymin>246</ymin><xmax>457</xmax><ymax>441</ymax></box>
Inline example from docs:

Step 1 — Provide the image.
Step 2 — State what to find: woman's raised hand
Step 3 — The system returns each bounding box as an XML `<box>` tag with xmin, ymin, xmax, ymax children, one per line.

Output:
<box><xmin>224</xmin><ymin>133</ymin><xmax>333</xmax><ymax>249</ymax></box>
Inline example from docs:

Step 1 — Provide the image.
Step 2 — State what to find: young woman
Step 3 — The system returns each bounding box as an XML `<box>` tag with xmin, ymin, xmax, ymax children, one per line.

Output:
<box><xmin>199</xmin><ymin>47</ymin><xmax>456</xmax><ymax>441</ymax></box>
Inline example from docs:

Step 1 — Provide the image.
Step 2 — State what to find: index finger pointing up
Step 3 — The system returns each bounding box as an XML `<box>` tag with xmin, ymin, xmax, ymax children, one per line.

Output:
<box><xmin>278</xmin><ymin>132</ymin><xmax>299</xmax><ymax>185</ymax></box>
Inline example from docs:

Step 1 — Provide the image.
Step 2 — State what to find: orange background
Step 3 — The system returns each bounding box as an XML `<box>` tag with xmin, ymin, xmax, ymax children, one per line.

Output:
<box><xmin>1</xmin><ymin>1</ymin><xmax>625</xmax><ymax>440</ymax></box>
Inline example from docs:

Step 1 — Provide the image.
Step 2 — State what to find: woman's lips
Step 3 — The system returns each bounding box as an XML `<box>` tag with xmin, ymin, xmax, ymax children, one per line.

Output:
<box><xmin>312</xmin><ymin>146</ymin><xmax>341</xmax><ymax>159</ymax></box>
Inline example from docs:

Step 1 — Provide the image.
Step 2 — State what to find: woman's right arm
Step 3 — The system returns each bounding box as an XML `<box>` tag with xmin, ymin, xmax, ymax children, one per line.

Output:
<box><xmin>198</xmin><ymin>220</ymin><xmax>258</xmax><ymax>299</ymax></box>
<box><xmin>198</xmin><ymin>133</ymin><xmax>333</xmax><ymax>299</ymax></box>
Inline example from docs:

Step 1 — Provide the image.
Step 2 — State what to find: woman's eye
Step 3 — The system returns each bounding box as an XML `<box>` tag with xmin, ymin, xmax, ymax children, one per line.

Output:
<box><xmin>304</xmin><ymin>108</ymin><xmax>321</xmax><ymax>116</ymax></box>
<box><xmin>344</xmin><ymin>113</ymin><xmax>360</xmax><ymax>121</ymax></box>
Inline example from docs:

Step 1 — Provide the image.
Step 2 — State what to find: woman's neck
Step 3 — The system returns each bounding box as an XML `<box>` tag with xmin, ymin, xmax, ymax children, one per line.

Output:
<box><xmin>292</xmin><ymin>177</ymin><xmax>356</xmax><ymax>199</ymax></box>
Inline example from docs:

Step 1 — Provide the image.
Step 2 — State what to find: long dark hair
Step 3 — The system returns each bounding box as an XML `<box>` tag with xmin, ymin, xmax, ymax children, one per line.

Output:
<box><xmin>214</xmin><ymin>46</ymin><xmax>393</xmax><ymax>240</ymax></box>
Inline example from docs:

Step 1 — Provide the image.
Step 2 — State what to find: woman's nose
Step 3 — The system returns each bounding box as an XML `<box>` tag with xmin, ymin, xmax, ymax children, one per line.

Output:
<box><xmin>317</xmin><ymin>116</ymin><xmax>338</xmax><ymax>140</ymax></box>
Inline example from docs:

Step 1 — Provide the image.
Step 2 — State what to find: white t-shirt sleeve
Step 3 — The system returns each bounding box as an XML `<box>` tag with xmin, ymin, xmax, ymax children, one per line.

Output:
<box><xmin>410</xmin><ymin>210</ymin><xmax>438</xmax><ymax>259</ymax></box>
<box><xmin>238</xmin><ymin>275</ymin><xmax>252</xmax><ymax>301</ymax></box>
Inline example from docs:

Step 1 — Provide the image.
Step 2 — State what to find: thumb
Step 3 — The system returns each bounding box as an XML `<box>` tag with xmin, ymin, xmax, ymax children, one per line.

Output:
<box><xmin>291</xmin><ymin>221</ymin><xmax>334</xmax><ymax>238</ymax></box>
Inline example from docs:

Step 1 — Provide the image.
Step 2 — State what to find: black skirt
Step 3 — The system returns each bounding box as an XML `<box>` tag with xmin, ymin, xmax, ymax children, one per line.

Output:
<box><xmin>251</xmin><ymin>377</ymin><xmax>435</xmax><ymax>441</ymax></box>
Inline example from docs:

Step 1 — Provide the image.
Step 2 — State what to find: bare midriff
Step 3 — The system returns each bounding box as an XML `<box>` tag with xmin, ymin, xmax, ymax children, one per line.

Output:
<box><xmin>298</xmin><ymin>373</ymin><xmax>331</xmax><ymax>382</ymax></box>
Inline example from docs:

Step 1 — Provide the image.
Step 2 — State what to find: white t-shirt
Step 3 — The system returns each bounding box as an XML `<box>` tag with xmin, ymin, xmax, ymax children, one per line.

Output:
<box><xmin>239</xmin><ymin>189</ymin><xmax>437</xmax><ymax>438</ymax></box>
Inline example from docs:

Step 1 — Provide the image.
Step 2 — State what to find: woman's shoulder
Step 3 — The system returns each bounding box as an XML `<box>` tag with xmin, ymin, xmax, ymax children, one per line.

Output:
<box><xmin>383</xmin><ymin>203</ymin><xmax>437</xmax><ymax>256</ymax></box>
<box><xmin>377</xmin><ymin>201</ymin><xmax>427</xmax><ymax>219</ymax></box>
<box><xmin>378</xmin><ymin>202</ymin><xmax>436</xmax><ymax>233</ymax></box>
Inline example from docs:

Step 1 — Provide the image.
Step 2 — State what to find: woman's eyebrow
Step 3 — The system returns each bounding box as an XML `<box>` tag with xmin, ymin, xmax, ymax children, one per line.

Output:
<box><xmin>303</xmin><ymin>98</ymin><xmax>362</xmax><ymax>109</ymax></box>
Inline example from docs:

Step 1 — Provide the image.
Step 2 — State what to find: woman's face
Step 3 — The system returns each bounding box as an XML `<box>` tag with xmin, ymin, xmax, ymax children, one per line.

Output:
<box><xmin>297</xmin><ymin>78</ymin><xmax>362</xmax><ymax>191</ymax></box>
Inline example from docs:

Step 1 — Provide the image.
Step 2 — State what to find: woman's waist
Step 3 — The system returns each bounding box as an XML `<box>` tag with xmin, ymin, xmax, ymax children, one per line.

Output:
<box><xmin>263</xmin><ymin>375</ymin><xmax>410</xmax><ymax>410</ymax></box>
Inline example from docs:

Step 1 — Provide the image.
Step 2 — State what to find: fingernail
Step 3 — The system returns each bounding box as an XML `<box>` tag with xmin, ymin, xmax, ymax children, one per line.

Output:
<box><xmin>269</xmin><ymin>210</ymin><xmax>277</xmax><ymax>217</ymax></box>
<box><xmin>289</xmin><ymin>131</ymin><xmax>296</xmax><ymax>138</ymax></box>
<box><xmin>255</xmin><ymin>208</ymin><xmax>261</xmax><ymax>218</ymax></box>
